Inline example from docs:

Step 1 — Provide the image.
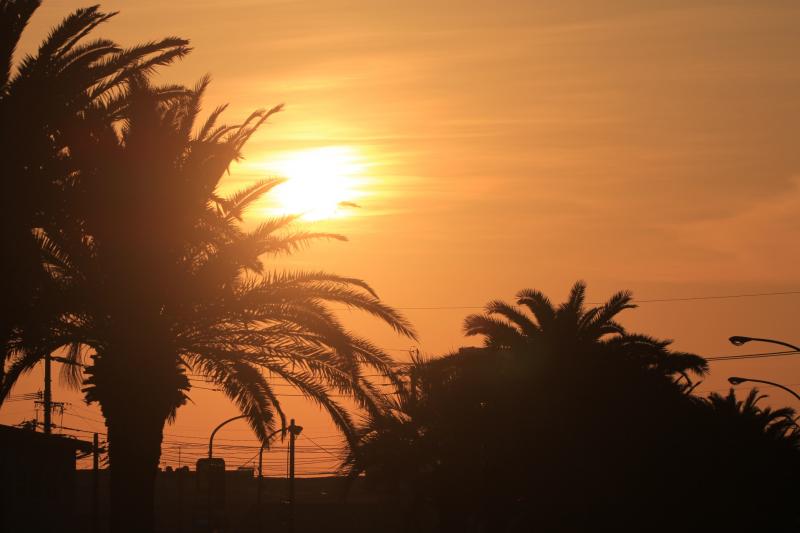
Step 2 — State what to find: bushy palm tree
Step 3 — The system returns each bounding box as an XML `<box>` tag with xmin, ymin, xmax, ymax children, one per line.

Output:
<box><xmin>3</xmin><ymin>76</ymin><xmax>414</xmax><ymax>532</ymax></box>
<box><xmin>693</xmin><ymin>388</ymin><xmax>800</xmax><ymax>530</ymax></box>
<box><xmin>346</xmin><ymin>348</ymin><xmax>511</xmax><ymax>531</ymax></box>
<box><xmin>0</xmin><ymin>1</ymin><xmax>189</xmax><ymax>390</ymax></box>
<box><xmin>350</xmin><ymin>283</ymin><xmax>716</xmax><ymax>532</ymax></box>
<box><xmin>463</xmin><ymin>280</ymin><xmax>708</xmax><ymax>382</ymax></box>
<box><xmin>704</xmin><ymin>388</ymin><xmax>800</xmax><ymax>446</ymax></box>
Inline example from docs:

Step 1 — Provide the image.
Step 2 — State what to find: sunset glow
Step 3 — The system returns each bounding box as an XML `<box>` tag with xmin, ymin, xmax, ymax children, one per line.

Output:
<box><xmin>262</xmin><ymin>146</ymin><xmax>367</xmax><ymax>221</ymax></box>
<box><xmin>5</xmin><ymin>2</ymin><xmax>800</xmax><ymax>517</ymax></box>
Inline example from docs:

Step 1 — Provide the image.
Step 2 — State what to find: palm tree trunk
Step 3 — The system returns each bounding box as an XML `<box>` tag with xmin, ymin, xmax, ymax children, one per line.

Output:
<box><xmin>106</xmin><ymin>408</ymin><xmax>166</xmax><ymax>533</ymax></box>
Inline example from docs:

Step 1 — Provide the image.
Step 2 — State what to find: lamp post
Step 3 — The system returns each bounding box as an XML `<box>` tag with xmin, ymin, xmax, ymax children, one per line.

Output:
<box><xmin>208</xmin><ymin>415</ymin><xmax>249</xmax><ymax>458</ymax></box>
<box><xmin>728</xmin><ymin>336</ymin><xmax>800</xmax><ymax>352</ymax></box>
<box><xmin>255</xmin><ymin>427</ymin><xmax>290</xmax><ymax>505</ymax></box>
<box><xmin>206</xmin><ymin>416</ymin><xmax>300</xmax><ymax>532</ymax></box>
<box><xmin>287</xmin><ymin>419</ymin><xmax>302</xmax><ymax>533</ymax></box>
<box><xmin>253</xmin><ymin>420</ymin><xmax>302</xmax><ymax>533</ymax></box>
<box><xmin>255</xmin><ymin>425</ymin><xmax>290</xmax><ymax>533</ymax></box>
<box><xmin>727</xmin><ymin>376</ymin><xmax>800</xmax><ymax>402</ymax></box>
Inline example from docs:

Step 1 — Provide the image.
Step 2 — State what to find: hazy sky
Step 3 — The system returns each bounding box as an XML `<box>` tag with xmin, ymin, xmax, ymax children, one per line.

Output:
<box><xmin>4</xmin><ymin>1</ymin><xmax>800</xmax><ymax>473</ymax></box>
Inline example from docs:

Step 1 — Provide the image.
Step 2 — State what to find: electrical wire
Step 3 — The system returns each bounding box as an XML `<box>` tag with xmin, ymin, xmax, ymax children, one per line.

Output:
<box><xmin>301</xmin><ymin>434</ymin><xmax>341</xmax><ymax>458</ymax></box>
<box><xmin>706</xmin><ymin>350</ymin><xmax>800</xmax><ymax>362</ymax></box>
<box><xmin>695</xmin><ymin>383</ymin><xmax>800</xmax><ymax>395</ymax></box>
<box><xmin>329</xmin><ymin>289</ymin><xmax>800</xmax><ymax>311</ymax></box>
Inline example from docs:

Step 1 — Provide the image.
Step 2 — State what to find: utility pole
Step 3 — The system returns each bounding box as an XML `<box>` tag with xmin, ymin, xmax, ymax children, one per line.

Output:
<box><xmin>257</xmin><ymin>446</ymin><xmax>264</xmax><ymax>533</ymax></box>
<box><xmin>43</xmin><ymin>353</ymin><xmax>52</xmax><ymax>434</ymax></box>
<box><xmin>92</xmin><ymin>432</ymin><xmax>100</xmax><ymax>533</ymax></box>
<box><xmin>289</xmin><ymin>419</ymin><xmax>296</xmax><ymax>506</ymax></box>
<box><xmin>287</xmin><ymin>419</ymin><xmax>302</xmax><ymax>533</ymax></box>
<box><xmin>257</xmin><ymin>446</ymin><xmax>264</xmax><ymax>504</ymax></box>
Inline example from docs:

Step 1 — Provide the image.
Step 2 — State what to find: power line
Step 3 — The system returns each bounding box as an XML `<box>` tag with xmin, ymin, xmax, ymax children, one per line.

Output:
<box><xmin>352</xmin><ymin>289</ymin><xmax>800</xmax><ymax>311</ymax></box>
<box><xmin>696</xmin><ymin>383</ymin><xmax>800</xmax><ymax>395</ymax></box>
<box><xmin>301</xmin><ymin>434</ymin><xmax>341</xmax><ymax>458</ymax></box>
<box><xmin>631</xmin><ymin>290</ymin><xmax>800</xmax><ymax>304</ymax></box>
<box><xmin>5</xmin><ymin>392</ymin><xmax>42</xmax><ymax>402</ymax></box>
<box><xmin>706</xmin><ymin>350</ymin><xmax>800</xmax><ymax>362</ymax></box>
<box><xmin>63</xmin><ymin>411</ymin><xmax>105</xmax><ymax>425</ymax></box>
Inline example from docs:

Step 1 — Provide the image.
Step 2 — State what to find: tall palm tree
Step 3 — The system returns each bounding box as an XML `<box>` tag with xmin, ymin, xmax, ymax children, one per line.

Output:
<box><xmin>463</xmin><ymin>280</ymin><xmax>708</xmax><ymax>382</ymax></box>
<box><xmin>0</xmin><ymin>1</ymin><xmax>189</xmax><ymax>390</ymax></box>
<box><xmin>3</xmin><ymin>76</ymin><xmax>415</xmax><ymax>533</ymax></box>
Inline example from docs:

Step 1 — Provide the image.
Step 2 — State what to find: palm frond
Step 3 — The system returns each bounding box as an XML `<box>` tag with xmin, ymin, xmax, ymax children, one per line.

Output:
<box><xmin>35</xmin><ymin>6</ymin><xmax>111</xmax><ymax>63</ymax></box>
<box><xmin>0</xmin><ymin>0</ymin><xmax>40</xmax><ymax>87</ymax></box>
<box><xmin>485</xmin><ymin>300</ymin><xmax>539</xmax><ymax>337</ymax></box>
<box><xmin>463</xmin><ymin>314</ymin><xmax>522</xmax><ymax>348</ymax></box>
<box><xmin>0</xmin><ymin>348</ymin><xmax>45</xmax><ymax>402</ymax></box>
<box><xmin>558</xmin><ymin>279</ymin><xmax>587</xmax><ymax>317</ymax></box>
<box><xmin>59</xmin><ymin>342</ymin><xmax>88</xmax><ymax>390</ymax></box>
<box><xmin>197</xmin><ymin>103</ymin><xmax>229</xmax><ymax>141</ymax></box>
<box><xmin>264</xmin><ymin>363</ymin><xmax>358</xmax><ymax>447</ymax></box>
<box><xmin>191</xmin><ymin>356</ymin><xmax>280</xmax><ymax>443</ymax></box>
<box><xmin>515</xmin><ymin>288</ymin><xmax>556</xmax><ymax>329</ymax></box>
<box><xmin>219</xmin><ymin>179</ymin><xmax>284</xmax><ymax>221</ymax></box>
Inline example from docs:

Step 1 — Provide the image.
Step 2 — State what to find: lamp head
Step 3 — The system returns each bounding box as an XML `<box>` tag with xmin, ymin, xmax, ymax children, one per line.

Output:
<box><xmin>289</xmin><ymin>424</ymin><xmax>303</xmax><ymax>436</ymax></box>
<box><xmin>729</xmin><ymin>336</ymin><xmax>752</xmax><ymax>346</ymax></box>
<box><xmin>728</xmin><ymin>376</ymin><xmax>747</xmax><ymax>385</ymax></box>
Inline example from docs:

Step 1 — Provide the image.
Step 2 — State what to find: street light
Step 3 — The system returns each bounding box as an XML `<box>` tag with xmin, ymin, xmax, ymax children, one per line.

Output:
<box><xmin>728</xmin><ymin>336</ymin><xmax>800</xmax><ymax>352</ymax></box>
<box><xmin>255</xmin><ymin>425</ymin><xmax>291</xmax><ymax>506</ymax></box>
<box><xmin>208</xmin><ymin>415</ymin><xmax>249</xmax><ymax>458</ymax></box>
<box><xmin>256</xmin><ymin>420</ymin><xmax>302</xmax><ymax>533</ymax></box>
<box><xmin>206</xmin><ymin>416</ymin><xmax>303</xmax><ymax>532</ymax></box>
<box><xmin>727</xmin><ymin>376</ymin><xmax>800</xmax><ymax>402</ymax></box>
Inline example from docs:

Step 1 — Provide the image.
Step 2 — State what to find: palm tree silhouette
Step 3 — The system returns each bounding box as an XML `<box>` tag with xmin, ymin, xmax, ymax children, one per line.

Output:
<box><xmin>349</xmin><ymin>284</ymin><xmax>711</xmax><ymax>531</ymax></box>
<box><xmin>0</xmin><ymin>1</ymin><xmax>189</xmax><ymax>392</ymax></box>
<box><xmin>695</xmin><ymin>388</ymin><xmax>800</xmax><ymax>529</ymax></box>
<box><xmin>704</xmin><ymin>388</ymin><xmax>800</xmax><ymax>445</ymax></box>
<box><xmin>4</xmin><ymin>75</ymin><xmax>415</xmax><ymax>531</ymax></box>
<box><xmin>464</xmin><ymin>280</ymin><xmax>708</xmax><ymax>381</ymax></box>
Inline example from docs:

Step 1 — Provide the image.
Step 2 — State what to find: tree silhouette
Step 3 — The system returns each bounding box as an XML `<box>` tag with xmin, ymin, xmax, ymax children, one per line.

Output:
<box><xmin>691</xmin><ymin>388</ymin><xmax>800</xmax><ymax>531</ymax></box>
<box><xmin>3</xmin><ymin>74</ymin><xmax>415</xmax><ymax>532</ymax></box>
<box><xmin>352</xmin><ymin>278</ymin><xmax>800</xmax><ymax>533</ymax></box>
<box><xmin>349</xmin><ymin>282</ymin><xmax>727</xmax><ymax>532</ymax></box>
<box><xmin>0</xmin><ymin>1</ymin><xmax>188</xmax><ymax>395</ymax></box>
<box><xmin>705</xmin><ymin>387</ymin><xmax>800</xmax><ymax>444</ymax></box>
<box><xmin>464</xmin><ymin>280</ymin><xmax>708</xmax><ymax>381</ymax></box>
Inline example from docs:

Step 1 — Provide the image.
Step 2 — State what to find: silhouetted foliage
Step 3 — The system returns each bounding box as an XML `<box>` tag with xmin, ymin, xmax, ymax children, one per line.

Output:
<box><xmin>7</xmin><ymin>75</ymin><xmax>416</xmax><ymax>532</ymax></box>
<box><xmin>463</xmin><ymin>280</ymin><xmax>708</xmax><ymax>381</ymax></box>
<box><xmin>0</xmin><ymin>1</ymin><xmax>189</xmax><ymax>396</ymax></box>
<box><xmin>349</xmin><ymin>283</ymin><xmax>800</xmax><ymax>532</ymax></box>
<box><xmin>689</xmin><ymin>388</ymin><xmax>800</xmax><ymax>530</ymax></box>
<box><xmin>1</xmin><ymin>8</ymin><xmax>415</xmax><ymax>530</ymax></box>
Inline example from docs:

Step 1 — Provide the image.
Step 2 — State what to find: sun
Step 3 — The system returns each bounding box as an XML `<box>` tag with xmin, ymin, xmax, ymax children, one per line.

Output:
<box><xmin>263</xmin><ymin>146</ymin><xmax>366</xmax><ymax>221</ymax></box>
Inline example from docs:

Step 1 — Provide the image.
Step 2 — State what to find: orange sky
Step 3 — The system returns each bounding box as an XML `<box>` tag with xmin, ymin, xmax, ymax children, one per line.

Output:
<box><xmin>4</xmin><ymin>1</ymin><xmax>800</xmax><ymax>474</ymax></box>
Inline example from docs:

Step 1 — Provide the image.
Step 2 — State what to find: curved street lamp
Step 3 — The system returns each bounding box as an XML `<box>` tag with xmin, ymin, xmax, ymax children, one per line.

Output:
<box><xmin>728</xmin><ymin>336</ymin><xmax>800</xmax><ymax>352</ymax></box>
<box><xmin>727</xmin><ymin>376</ymin><xmax>800</xmax><ymax>402</ymax></box>
<box><xmin>208</xmin><ymin>415</ymin><xmax>298</xmax><ymax>458</ymax></box>
<box><xmin>205</xmin><ymin>416</ymin><xmax>295</xmax><ymax>532</ymax></box>
<box><xmin>208</xmin><ymin>415</ymin><xmax>249</xmax><ymax>458</ymax></box>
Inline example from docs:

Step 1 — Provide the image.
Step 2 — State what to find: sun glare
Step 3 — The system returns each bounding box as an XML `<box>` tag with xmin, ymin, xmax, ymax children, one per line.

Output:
<box><xmin>261</xmin><ymin>146</ymin><xmax>367</xmax><ymax>221</ymax></box>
